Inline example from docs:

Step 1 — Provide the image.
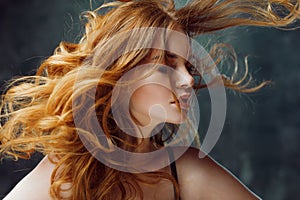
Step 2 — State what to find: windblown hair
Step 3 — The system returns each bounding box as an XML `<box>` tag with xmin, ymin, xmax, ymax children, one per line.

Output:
<box><xmin>0</xmin><ymin>0</ymin><xmax>299</xmax><ymax>199</ymax></box>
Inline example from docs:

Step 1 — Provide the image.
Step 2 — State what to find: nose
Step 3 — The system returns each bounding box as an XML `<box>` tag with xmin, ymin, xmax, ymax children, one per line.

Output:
<box><xmin>175</xmin><ymin>67</ymin><xmax>194</xmax><ymax>89</ymax></box>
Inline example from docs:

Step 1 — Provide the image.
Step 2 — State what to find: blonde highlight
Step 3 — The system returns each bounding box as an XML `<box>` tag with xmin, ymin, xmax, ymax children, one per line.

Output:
<box><xmin>1</xmin><ymin>0</ymin><xmax>299</xmax><ymax>199</ymax></box>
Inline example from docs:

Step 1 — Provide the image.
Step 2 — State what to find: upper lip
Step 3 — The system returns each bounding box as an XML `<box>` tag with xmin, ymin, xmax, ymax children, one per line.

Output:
<box><xmin>179</xmin><ymin>93</ymin><xmax>191</xmax><ymax>104</ymax></box>
<box><xmin>170</xmin><ymin>93</ymin><xmax>191</xmax><ymax>104</ymax></box>
<box><xmin>180</xmin><ymin>93</ymin><xmax>191</xmax><ymax>100</ymax></box>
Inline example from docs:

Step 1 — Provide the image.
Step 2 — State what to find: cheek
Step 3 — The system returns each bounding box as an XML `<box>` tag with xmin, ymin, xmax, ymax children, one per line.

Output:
<box><xmin>130</xmin><ymin>84</ymin><xmax>171</xmax><ymax>113</ymax></box>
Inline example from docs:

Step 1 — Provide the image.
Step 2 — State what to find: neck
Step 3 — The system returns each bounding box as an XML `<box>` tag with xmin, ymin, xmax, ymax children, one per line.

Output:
<box><xmin>134</xmin><ymin>123</ymin><xmax>164</xmax><ymax>153</ymax></box>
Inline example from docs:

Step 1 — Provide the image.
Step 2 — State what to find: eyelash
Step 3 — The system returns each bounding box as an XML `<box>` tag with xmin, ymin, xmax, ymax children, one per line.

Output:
<box><xmin>166</xmin><ymin>54</ymin><xmax>198</xmax><ymax>75</ymax></box>
<box><xmin>158</xmin><ymin>66</ymin><xmax>168</xmax><ymax>73</ymax></box>
<box><xmin>166</xmin><ymin>53</ymin><xmax>177</xmax><ymax>59</ymax></box>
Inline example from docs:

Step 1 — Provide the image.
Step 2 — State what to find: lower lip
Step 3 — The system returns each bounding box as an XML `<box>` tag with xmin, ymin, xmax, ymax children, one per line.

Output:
<box><xmin>180</xmin><ymin>102</ymin><xmax>190</xmax><ymax>110</ymax></box>
<box><xmin>170</xmin><ymin>102</ymin><xmax>190</xmax><ymax>110</ymax></box>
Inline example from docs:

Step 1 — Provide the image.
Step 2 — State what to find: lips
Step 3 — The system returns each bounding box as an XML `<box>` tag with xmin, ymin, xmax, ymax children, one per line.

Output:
<box><xmin>179</xmin><ymin>94</ymin><xmax>191</xmax><ymax>109</ymax></box>
<box><xmin>170</xmin><ymin>93</ymin><xmax>191</xmax><ymax>110</ymax></box>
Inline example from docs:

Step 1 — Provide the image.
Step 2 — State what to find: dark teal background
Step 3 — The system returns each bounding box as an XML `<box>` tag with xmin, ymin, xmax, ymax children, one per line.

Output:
<box><xmin>0</xmin><ymin>0</ymin><xmax>300</xmax><ymax>199</ymax></box>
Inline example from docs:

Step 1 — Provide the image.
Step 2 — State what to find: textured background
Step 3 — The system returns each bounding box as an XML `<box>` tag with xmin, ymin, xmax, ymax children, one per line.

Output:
<box><xmin>1</xmin><ymin>0</ymin><xmax>300</xmax><ymax>199</ymax></box>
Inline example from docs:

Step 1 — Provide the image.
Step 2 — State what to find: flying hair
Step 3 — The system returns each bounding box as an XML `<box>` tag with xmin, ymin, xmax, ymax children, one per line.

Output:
<box><xmin>0</xmin><ymin>0</ymin><xmax>299</xmax><ymax>199</ymax></box>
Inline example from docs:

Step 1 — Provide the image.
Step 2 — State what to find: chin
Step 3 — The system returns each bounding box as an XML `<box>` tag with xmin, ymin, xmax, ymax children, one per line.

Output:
<box><xmin>167</xmin><ymin>112</ymin><xmax>189</xmax><ymax>124</ymax></box>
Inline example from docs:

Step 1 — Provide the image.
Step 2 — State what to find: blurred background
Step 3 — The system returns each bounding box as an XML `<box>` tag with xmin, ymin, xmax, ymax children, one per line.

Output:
<box><xmin>0</xmin><ymin>0</ymin><xmax>299</xmax><ymax>199</ymax></box>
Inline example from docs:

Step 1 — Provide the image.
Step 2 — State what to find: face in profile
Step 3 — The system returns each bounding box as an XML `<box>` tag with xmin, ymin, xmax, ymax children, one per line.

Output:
<box><xmin>129</xmin><ymin>28</ymin><xmax>195</xmax><ymax>127</ymax></box>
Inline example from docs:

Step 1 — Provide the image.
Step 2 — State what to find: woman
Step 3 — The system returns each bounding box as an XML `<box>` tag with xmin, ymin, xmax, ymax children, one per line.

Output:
<box><xmin>1</xmin><ymin>0</ymin><xmax>299</xmax><ymax>199</ymax></box>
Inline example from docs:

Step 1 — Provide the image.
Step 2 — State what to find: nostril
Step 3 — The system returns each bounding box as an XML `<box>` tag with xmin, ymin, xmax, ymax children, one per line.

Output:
<box><xmin>175</xmin><ymin>67</ymin><xmax>195</xmax><ymax>89</ymax></box>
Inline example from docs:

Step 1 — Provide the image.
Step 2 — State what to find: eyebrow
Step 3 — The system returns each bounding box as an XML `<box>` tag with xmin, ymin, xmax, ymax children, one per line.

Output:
<box><xmin>150</xmin><ymin>52</ymin><xmax>188</xmax><ymax>61</ymax></box>
<box><xmin>166</xmin><ymin>52</ymin><xmax>178</xmax><ymax>58</ymax></box>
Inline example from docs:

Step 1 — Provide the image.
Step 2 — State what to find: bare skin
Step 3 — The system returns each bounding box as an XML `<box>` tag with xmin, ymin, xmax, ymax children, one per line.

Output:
<box><xmin>4</xmin><ymin>27</ymin><xmax>261</xmax><ymax>200</ymax></box>
<box><xmin>4</xmin><ymin>147</ymin><xmax>261</xmax><ymax>200</ymax></box>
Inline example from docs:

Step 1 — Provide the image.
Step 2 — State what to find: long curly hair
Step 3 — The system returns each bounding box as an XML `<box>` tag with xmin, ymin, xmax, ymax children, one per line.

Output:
<box><xmin>0</xmin><ymin>0</ymin><xmax>299</xmax><ymax>199</ymax></box>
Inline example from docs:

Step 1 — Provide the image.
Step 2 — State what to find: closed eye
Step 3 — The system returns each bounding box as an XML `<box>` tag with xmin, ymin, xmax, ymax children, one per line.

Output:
<box><xmin>166</xmin><ymin>53</ymin><xmax>178</xmax><ymax>68</ymax></box>
<box><xmin>158</xmin><ymin>66</ymin><xmax>168</xmax><ymax>73</ymax></box>
<box><xmin>166</xmin><ymin>53</ymin><xmax>198</xmax><ymax>75</ymax></box>
<box><xmin>166</xmin><ymin>53</ymin><xmax>178</xmax><ymax>59</ymax></box>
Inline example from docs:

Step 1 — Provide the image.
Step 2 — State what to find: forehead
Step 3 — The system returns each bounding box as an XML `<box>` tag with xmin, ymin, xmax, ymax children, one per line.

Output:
<box><xmin>151</xmin><ymin>28</ymin><xmax>190</xmax><ymax>58</ymax></box>
<box><xmin>167</xmin><ymin>28</ymin><xmax>190</xmax><ymax>57</ymax></box>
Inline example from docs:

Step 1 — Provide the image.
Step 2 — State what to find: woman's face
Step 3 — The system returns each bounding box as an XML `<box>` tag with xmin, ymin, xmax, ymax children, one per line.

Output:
<box><xmin>129</xmin><ymin>29</ymin><xmax>195</xmax><ymax>127</ymax></box>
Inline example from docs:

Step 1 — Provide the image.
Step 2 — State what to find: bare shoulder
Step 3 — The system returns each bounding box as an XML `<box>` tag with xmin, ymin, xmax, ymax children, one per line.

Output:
<box><xmin>175</xmin><ymin>147</ymin><xmax>262</xmax><ymax>200</ymax></box>
<box><xmin>3</xmin><ymin>156</ymin><xmax>55</xmax><ymax>200</ymax></box>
